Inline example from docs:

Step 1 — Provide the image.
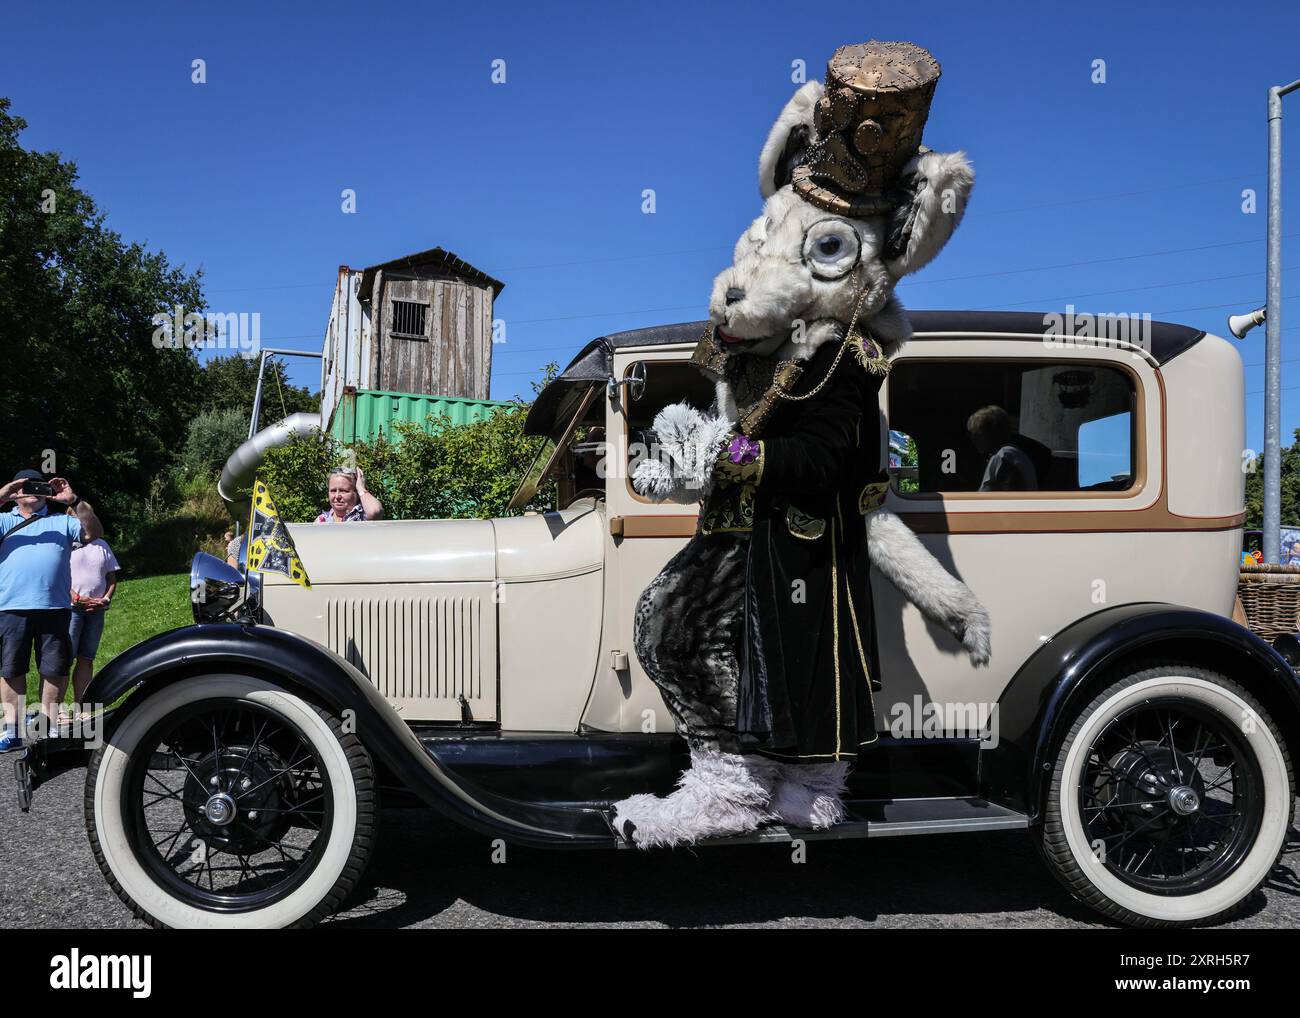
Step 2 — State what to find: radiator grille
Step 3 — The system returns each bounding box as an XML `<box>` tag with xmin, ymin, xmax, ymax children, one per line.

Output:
<box><xmin>325</xmin><ymin>596</ymin><xmax>483</xmax><ymax>702</ymax></box>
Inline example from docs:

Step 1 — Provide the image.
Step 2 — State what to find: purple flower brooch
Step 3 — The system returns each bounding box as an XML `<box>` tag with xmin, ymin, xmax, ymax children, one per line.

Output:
<box><xmin>727</xmin><ymin>433</ymin><xmax>761</xmax><ymax>465</ymax></box>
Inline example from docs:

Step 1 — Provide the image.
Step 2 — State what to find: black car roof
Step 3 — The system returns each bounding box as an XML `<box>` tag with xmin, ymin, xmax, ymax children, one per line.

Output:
<box><xmin>522</xmin><ymin>311</ymin><xmax>1207</xmax><ymax>436</ymax></box>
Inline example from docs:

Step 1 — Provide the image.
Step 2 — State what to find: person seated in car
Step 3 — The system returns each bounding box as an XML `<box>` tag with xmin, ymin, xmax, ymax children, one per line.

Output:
<box><xmin>315</xmin><ymin>467</ymin><xmax>383</xmax><ymax>524</ymax></box>
<box><xmin>570</xmin><ymin>426</ymin><xmax>606</xmax><ymax>501</ymax></box>
<box><xmin>966</xmin><ymin>405</ymin><xmax>1039</xmax><ymax>492</ymax></box>
<box><xmin>225</xmin><ymin>529</ymin><xmax>247</xmax><ymax>568</ymax></box>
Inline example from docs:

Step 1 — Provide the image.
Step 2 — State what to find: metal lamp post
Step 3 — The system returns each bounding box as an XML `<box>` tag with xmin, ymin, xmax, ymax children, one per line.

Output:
<box><xmin>1262</xmin><ymin>78</ymin><xmax>1300</xmax><ymax>563</ymax></box>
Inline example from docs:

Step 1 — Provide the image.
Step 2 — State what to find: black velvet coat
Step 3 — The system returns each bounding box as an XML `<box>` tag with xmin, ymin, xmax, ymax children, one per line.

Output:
<box><xmin>727</xmin><ymin>338</ymin><xmax>888</xmax><ymax>761</ymax></box>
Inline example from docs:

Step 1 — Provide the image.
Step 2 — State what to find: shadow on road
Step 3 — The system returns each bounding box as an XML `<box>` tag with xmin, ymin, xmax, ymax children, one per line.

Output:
<box><xmin>325</xmin><ymin>808</ymin><xmax>1249</xmax><ymax>929</ymax></box>
<box><xmin>6</xmin><ymin>770</ymin><xmax>1296</xmax><ymax>929</ymax></box>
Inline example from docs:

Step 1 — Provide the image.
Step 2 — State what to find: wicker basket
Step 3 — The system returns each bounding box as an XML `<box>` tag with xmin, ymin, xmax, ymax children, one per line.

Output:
<box><xmin>1237</xmin><ymin>563</ymin><xmax>1300</xmax><ymax>640</ymax></box>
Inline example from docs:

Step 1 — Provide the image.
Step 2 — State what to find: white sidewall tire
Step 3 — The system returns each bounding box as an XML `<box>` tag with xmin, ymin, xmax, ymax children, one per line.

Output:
<box><xmin>91</xmin><ymin>675</ymin><xmax>360</xmax><ymax>929</ymax></box>
<box><xmin>1058</xmin><ymin>675</ymin><xmax>1290</xmax><ymax>924</ymax></box>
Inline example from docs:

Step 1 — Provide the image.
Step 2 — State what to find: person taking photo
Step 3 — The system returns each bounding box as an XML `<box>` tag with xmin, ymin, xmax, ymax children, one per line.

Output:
<box><xmin>0</xmin><ymin>470</ymin><xmax>101</xmax><ymax>751</ymax></box>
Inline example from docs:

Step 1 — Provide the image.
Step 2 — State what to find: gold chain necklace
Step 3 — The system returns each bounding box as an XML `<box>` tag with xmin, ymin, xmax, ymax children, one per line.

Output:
<box><xmin>775</xmin><ymin>283</ymin><xmax>889</xmax><ymax>403</ymax></box>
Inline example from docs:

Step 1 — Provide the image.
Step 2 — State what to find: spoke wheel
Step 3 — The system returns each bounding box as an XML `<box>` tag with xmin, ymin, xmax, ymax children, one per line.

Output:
<box><xmin>1039</xmin><ymin>663</ymin><xmax>1292</xmax><ymax>928</ymax></box>
<box><xmin>125</xmin><ymin>700</ymin><xmax>334</xmax><ymax>912</ymax></box>
<box><xmin>1078</xmin><ymin>698</ymin><xmax>1263</xmax><ymax>896</ymax></box>
<box><xmin>87</xmin><ymin>675</ymin><xmax>376</xmax><ymax>929</ymax></box>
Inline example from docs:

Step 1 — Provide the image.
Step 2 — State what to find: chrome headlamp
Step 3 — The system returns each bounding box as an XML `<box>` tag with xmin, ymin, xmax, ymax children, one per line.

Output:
<box><xmin>189</xmin><ymin>552</ymin><xmax>260</xmax><ymax>624</ymax></box>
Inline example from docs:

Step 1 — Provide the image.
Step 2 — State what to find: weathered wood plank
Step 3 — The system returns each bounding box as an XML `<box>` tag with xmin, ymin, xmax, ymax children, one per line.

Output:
<box><xmin>366</xmin><ymin>265</ymin><xmax>495</xmax><ymax>399</ymax></box>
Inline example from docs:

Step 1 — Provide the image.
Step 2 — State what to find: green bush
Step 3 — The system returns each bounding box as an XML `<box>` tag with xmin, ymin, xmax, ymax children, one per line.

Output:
<box><xmin>258</xmin><ymin>429</ymin><xmax>396</xmax><ymax>523</ymax></box>
<box><xmin>180</xmin><ymin>407</ymin><xmax>249</xmax><ymax>480</ymax></box>
<box><xmin>384</xmin><ymin>406</ymin><xmax>550</xmax><ymax>519</ymax></box>
<box><xmin>116</xmin><ymin>473</ymin><xmax>230</xmax><ymax>577</ymax></box>
<box><xmin>257</xmin><ymin>406</ymin><xmax>553</xmax><ymax>523</ymax></box>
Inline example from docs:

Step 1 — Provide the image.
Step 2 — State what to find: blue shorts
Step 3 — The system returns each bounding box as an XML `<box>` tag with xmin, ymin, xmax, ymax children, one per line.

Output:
<box><xmin>0</xmin><ymin>609</ymin><xmax>72</xmax><ymax>678</ymax></box>
<box><xmin>68</xmin><ymin>606</ymin><xmax>107</xmax><ymax>660</ymax></box>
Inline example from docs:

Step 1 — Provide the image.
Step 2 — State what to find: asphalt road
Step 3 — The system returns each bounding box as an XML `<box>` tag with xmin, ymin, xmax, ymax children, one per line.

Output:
<box><xmin>4</xmin><ymin>763</ymin><xmax>1299</xmax><ymax>929</ymax></box>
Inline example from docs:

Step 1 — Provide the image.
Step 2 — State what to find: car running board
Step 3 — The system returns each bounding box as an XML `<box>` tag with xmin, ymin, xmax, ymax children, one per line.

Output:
<box><xmin>611</xmin><ymin>796</ymin><xmax>1029</xmax><ymax>848</ymax></box>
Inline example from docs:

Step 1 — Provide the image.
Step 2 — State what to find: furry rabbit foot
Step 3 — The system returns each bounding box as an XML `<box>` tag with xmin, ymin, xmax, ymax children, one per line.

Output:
<box><xmin>769</xmin><ymin>760</ymin><xmax>851</xmax><ymax>829</ymax></box>
<box><xmin>609</xmin><ymin>748</ymin><xmax>777</xmax><ymax>848</ymax></box>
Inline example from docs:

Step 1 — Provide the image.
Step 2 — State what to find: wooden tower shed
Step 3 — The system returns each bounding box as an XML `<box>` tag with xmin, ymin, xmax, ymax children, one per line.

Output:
<box><xmin>320</xmin><ymin>247</ymin><xmax>504</xmax><ymax>431</ymax></box>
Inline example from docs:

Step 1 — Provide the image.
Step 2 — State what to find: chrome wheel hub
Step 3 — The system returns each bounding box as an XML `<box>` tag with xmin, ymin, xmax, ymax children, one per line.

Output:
<box><xmin>203</xmin><ymin>792</ymin><xmax>237</xmax><ymax>827</ymax></box>
<box><xmin>1168</xmin><ymin>784</ymin><xmax>1200</xmax><ymax>816</ymax></box>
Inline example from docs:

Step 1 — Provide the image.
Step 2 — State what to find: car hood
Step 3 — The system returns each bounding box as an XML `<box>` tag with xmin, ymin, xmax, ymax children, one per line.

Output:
<box><xmin>264</xmin><ymin>504</ymin><xmax>603</xmax><ymax>586</ymax></box>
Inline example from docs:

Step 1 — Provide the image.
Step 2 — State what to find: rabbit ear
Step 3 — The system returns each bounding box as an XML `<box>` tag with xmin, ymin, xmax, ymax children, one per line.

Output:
<box><xmin>884</xmin><ymin>150</ymin><xmax>974</xmax><ymax>277</ymax></box>
<box><xmin>758</xmin><ymin>81</ymin><xmax>823</xmax><ymax>198</ymax></box>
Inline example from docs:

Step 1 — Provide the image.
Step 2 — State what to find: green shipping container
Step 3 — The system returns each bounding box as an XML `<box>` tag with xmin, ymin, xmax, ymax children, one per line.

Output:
<box><xmin>328</xmin><ymin>388</ymin><xmax>508</xmax><ymax>446</ymax></box>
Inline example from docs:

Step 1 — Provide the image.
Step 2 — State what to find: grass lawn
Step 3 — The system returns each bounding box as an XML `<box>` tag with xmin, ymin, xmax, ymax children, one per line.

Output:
<box><xmin>24</xmin><ymin>572</ymin><xmax>191</xmax><ymax>703</ymax></box>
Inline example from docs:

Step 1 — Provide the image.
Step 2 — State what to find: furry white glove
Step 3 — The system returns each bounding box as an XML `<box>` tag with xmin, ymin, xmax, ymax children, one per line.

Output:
<box><xmin>632</xmin><ymin>402</ymin><xmax>733</xmax><ymax>504</ymax></box>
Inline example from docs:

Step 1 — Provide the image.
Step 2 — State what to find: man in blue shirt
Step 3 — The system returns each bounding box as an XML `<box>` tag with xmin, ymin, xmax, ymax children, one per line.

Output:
<box><xmin>0</xmin><ymin>470</ymin><xmax>101</xmax><ymax>751</ymax></box>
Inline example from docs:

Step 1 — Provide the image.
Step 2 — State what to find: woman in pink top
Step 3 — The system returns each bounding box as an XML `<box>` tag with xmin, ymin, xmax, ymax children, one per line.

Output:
<box><xmin>65</xmin><ymin>505</ymin><xmax>119</xmax><ymax>721</ymax></box>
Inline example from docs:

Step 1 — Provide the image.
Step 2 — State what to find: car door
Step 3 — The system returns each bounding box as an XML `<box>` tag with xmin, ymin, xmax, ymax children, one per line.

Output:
<box><xmin>870</xmin><ymin>335</ymin><xmax>1166</xmax><ymax>732</ymax></box>
<box><xmin>580</xmin><ymin>345</ymin><xmax>715</xmax><ymax>735</ymax></box>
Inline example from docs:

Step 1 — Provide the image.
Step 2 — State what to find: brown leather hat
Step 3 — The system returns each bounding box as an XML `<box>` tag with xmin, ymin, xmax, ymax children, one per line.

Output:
<box><xmin>792</xmin><ymin>40</ymin><xmax>941</xmax><ymax>216</ymax></box>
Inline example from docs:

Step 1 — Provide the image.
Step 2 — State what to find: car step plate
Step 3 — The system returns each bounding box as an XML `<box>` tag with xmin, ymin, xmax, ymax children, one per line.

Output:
<box><xmin>611</xmin><ymin>796</ymin><xmax>1028</xmax><ymax>848</ymax></box>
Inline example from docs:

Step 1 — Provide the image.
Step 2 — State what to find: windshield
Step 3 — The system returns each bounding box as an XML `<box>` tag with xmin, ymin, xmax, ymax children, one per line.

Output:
<box><xmin>507</xmin><ymin>382</ymin><xmax>600</xmax><ymax>511</ymax></box>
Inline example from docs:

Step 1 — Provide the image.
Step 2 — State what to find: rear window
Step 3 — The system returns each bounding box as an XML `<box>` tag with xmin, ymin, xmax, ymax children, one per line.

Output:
<box><xmin>888</xmin><ymin>359</ymin><xmax>1138</xmax><ymax>494</ymax></box>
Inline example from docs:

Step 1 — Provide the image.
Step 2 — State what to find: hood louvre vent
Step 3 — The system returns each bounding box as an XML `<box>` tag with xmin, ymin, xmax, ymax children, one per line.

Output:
<box><xmin>325</xmin><ymin>595</ymin><xmax>489</xmax><ymax>716</ymax></box>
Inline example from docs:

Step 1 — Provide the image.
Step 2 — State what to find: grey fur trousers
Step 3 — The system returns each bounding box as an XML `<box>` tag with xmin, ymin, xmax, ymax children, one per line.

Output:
<box><xmin>620</xmin><ymin>531</ymin><xmax>851</xmax><ymax>846</ymax></box>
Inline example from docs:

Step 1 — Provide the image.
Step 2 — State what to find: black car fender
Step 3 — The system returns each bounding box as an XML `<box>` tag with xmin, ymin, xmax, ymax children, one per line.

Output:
<box><xmin>980</xmin><ymin>602</ymin><xmax>1300</xmax><ymax>821</ymax></box>
<box><xmin>84</xmin><ymin>624</ymin><xmax>615</xmax><ymax>848</ymax></box>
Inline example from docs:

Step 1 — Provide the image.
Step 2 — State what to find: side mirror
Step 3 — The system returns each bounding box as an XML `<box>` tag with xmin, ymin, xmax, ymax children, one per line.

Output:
<box><xmin>607</xmin><ymin>361</ymin><xmax>647</xmax><ymax>406</ymax></box>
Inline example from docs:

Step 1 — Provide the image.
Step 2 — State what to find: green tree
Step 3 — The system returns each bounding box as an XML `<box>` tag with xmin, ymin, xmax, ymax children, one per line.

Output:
<box><xmin>197</xmin><ymin>354</ymin><xmax>318</xmax><ymax>433</ymax></box>
<box><xmin>258</xmin><ymin>429</ymin><xmax>396</xmax><ymax>524</ymax></box>
<box><xmin>0</xmin><ymin>97</ymin><xmax>203</xmax><ymax>539</ymax></box>
<box><xmin>258</xmin><ymin>406</ymin><xmax>552</xmax><ymax>523</ymax></box>
<box><xmin>257</xmin><ymin>364</ymin><xmax>559</xmax><ymax>524</ymax></box>
<box><xmin>180</xmin><ymin>406</ymin><xmax>251</xmax><ymax>479</ymax></box>
<box><xmin>1243</xmin><ymin>427</ymin><xmax>1300</xmax><ymax>530</ymax></box>
<box><xmin>895</xmin><ymin>433</ymin><xmax>920</xmax><ymax>493</ymax></box>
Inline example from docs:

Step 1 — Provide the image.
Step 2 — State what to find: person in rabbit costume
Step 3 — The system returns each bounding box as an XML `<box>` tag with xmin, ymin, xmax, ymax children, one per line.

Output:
<box><xmin>612</xmin><ymin>40</ymin><xmax>990</xmax><ymax>848</ymax></box>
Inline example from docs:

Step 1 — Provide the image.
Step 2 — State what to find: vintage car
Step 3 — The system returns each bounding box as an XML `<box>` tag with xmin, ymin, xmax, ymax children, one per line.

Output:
<box><xmin>26</xmin><ymin>310</ymin><xmax>1300</xmax><ymax>929</ymax></box>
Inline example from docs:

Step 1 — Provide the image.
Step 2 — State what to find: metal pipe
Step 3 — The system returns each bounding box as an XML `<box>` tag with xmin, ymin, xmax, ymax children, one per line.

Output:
<box><xmin>220</xmin><ymin>412</ymin><xmax>323</xmax><ymax>519</ymax></box>
<box><xmin>246</xmin><ymin>348</ymin><xmax>324</xmax><ymax>441</ymax></box>
<box><xmin>1263</xmin><ymin>79</ymin><xmax>1300</xmax><ymax>563</ymax></box>
<box><xmin>248</xmin><ymin>351</ymin><xmax>270</xmax><ymax>441</ymax></box>
<box><xmin>1266</xmin><ymin>84</ymin><xmax>1297</xmax><ymax>559</ymax></box>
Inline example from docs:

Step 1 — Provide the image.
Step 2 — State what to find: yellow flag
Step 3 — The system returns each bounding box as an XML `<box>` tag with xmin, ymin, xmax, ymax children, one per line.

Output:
<box><xmin>246</xmin><ymin>479</ymin><xmax>311</xmax><ymax>588</ymax></box>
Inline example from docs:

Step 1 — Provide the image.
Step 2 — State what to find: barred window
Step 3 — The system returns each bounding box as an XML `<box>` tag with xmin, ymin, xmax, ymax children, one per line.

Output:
<box><xmin>392</xmin><ymin>300</ymin><xmax>428</xmax><ymax>339</ymax></box>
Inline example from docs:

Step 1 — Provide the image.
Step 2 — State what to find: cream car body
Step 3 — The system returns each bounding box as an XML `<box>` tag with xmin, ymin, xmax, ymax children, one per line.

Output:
<box><xmin>265</xmin><ymin>316</ymin><xmax>1245</xmax><ymax>739</ymax></box>
<box><xmin>48</xmin><ymin>311</ymin><xmax>1300</xmax><ymax>930</ymax></box>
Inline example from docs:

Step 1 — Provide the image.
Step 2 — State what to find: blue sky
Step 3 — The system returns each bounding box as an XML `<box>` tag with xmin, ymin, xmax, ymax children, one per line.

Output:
<box><xmin>4</xmin><ymin>0</ymin><xmax>1299</xmax><ymax>452</ymax></box>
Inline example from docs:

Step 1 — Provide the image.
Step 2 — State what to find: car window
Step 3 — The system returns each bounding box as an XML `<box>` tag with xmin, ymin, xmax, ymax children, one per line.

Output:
<box><xmin>890</xmin><ymin>429</ymin><xmax>920</xmax><ymax>494</ymax></box>
<box><xmin>1077</xmin><ymin>411</ymin><xmax>1132</xmax><ymax>488</ymax></box>
<box><xmin>624</xmin><ymin>360</ymin><xmax>717</xmax><ymax>502</ymax></box>
<box><xmin>507</xmin><ymin>382</ymin><xmax>599</xmax><ymax>511</ymax></box>
<box><xmin>887</xmin><ymin>359</ymin><xmax>1138</xmax><ymax>494</ymax></box>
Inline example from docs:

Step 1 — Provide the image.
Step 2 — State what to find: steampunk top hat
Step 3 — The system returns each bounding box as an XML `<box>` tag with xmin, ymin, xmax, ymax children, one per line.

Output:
<box><xmin>792</xmin><ymin>40</ymin><xmax>941</xmax><ymax>216</ymax></box>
